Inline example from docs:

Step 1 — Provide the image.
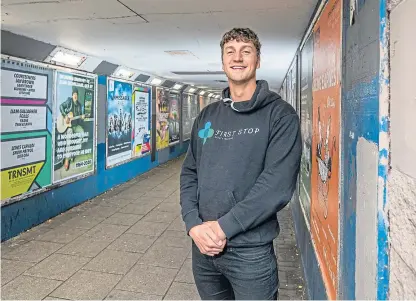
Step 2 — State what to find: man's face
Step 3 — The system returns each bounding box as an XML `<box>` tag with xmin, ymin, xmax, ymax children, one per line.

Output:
<box><xmin>72</xmin><ymin>92</ymin><xmax>78</xmax><ymax>102</ymax></box>
<box><xmin>222</xmin><ymin>39</ymin><xmax>260</xmax><ymax>84</ymax></box>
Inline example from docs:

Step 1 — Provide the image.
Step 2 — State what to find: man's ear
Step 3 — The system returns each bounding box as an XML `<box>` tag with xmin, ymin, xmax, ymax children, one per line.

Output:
<box><xmin>257</xmin><ymin>56</ymin><xmax>261</xmax><ymax>69</ymax></box>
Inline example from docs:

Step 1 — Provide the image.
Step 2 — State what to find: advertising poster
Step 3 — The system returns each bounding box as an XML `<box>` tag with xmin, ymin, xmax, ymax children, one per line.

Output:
<box><xmin>182</xmin><ymin>94</ymin><xmax>198</xmax><ymax>141</ymax></box>
<box><xmin>168</xmin><ymin>92</ymin><xmax>180</xmax><ymax>144</ymax></box>
<box><xmin>53</xmin><ymin>71</ymin><xmax>96</xmax><ymax>183</ymax></box>
<box><xmin>1</xmin><ymin>60</ymin><xmax>53</xmax><ymax>202</ymax></box>
<box><xmin>132</xmin><ymin>86</ymin><xmax>151</xmax><ymax>157</ymax></box>
<box><xmin>156</xmin><ymin>87</ymin><xmax>169</xmax><ymax>149</ymax></box>
<box><xmin>287</xmin><ymin>60</ymin><xmax>297</xmax><ymax>109</ymax></box>
<box><xmin>106</xmin><ymin>78</ymin><xmax>133</xmax><ymax>167</ymax></box>
<box><xmin>310</xmin><ymin>0</ymin><xmax>341</xmax><ymax>298</ymax></box>
<box><xmin>300</xmin><ymin>34</ymin><xmax>314</xmax><ymax>225</ymax></box>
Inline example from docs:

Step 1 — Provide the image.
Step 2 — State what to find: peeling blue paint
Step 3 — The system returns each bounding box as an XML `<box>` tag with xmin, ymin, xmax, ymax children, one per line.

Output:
<box><xmin>380</xmin><ymin>116</ymin><xmax>389</xmax><ymax>132</ymax></box>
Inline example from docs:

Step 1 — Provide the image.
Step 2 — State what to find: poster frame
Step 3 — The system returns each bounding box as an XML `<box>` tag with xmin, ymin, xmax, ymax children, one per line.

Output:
<box><xmin>168</xmin><ymin>90</ymin><xmax>181</xmax><ymax>147</ymax></box>
<box><xmin>52</xmin><ymin>69</ymin><xmax>98</xmax><ymax>185</ymax></box>
<box><xmin>1</xmin><ymin>54</ymin><xmax>98</xmax><ymax>206</ymax></box>
<box><xmin>155</xmin><ymin>86</ymin><xmax>171</xmax><ymax>151</ymax></box>
<box><xmin>181</xmin><ymin>92</ymin><xmax>199</xmax><ymax>143</ymax></box>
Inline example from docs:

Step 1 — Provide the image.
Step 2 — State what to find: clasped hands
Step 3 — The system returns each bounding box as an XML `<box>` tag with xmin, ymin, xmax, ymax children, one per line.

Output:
<box><xmin>189</xmin><ymin>221</ymin><xmax>226</xmax><ymax>256</ymax></box>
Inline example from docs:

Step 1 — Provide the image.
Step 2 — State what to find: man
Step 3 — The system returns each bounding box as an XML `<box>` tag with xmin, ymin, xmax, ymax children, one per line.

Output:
<box><xmin>59</xmin><ymin>87</ymin><xmax>84</xmax><ymax>170</ymax></box>
<box><xmin>180</xmin><ymin>28</ymin><xmax>302</xmax><ymax>300</ymax></box>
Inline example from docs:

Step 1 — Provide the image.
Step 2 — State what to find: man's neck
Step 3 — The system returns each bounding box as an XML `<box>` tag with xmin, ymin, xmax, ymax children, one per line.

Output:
<box><xmin>229</xmin><ymin>79</ymin><xmax>257</xmax><ymax>102</ymax></box>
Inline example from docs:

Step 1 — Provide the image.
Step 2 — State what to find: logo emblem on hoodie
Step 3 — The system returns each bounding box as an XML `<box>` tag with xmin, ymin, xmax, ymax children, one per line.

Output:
<box><xmin>198</xmin><ymin>122</ymin><xmax>214</xmax><ymax>144</ymax></box>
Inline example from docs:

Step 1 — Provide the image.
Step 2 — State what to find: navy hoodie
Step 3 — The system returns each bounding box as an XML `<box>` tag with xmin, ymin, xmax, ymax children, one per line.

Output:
<box><xmin>180</xmin><ymin>80</ymin><xmax>302</xmax><ymax>247</ymax></box>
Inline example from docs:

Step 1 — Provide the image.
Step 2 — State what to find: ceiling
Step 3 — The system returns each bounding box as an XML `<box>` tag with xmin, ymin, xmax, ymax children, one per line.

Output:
<box><xmin>1</xmin><ymin>0</ymin><xmax>319</xmax><ymax>91</ymax></box>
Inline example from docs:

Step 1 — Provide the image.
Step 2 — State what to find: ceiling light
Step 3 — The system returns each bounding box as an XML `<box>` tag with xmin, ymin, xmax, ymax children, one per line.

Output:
<box><xmin>199</xmin><ymin>91</ymin><xmax>206</xmax><ymax>96</ymax></box>
<box><xmin>151</xmin><ymin>78</ymin><xmax>163</xmax><ymax>86</ymax></box>
<box><xmin>114</xmin><ymin>67</ymin><xmax>135</xmax><ymax>79</ymax></box>
<box><xmin>173</xmin><ymin>84</ymin><xmax>183</xmax><ymax>90</ymax></box>
<box><xmin>188</xmin><ymin>88</ymin><xmax>196</xmax><ymax>93</ymax></box>
<box><xmin>50</xmin><ymin>50</ymin><xmax>85</xmax><ymax>67</ymax></box>
<box><xmin>216</xmin><ymin>95</ymin><xmax>221</xmax><ymax>99</ymax></box>
<box><xmin>208</xmin><ymin>93</ymin><xmax>214</xmax><ymax>97</ymax></box>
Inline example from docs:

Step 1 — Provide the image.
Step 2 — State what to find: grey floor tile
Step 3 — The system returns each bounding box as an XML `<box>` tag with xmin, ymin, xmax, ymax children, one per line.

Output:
<box><xmin>167</xmin><ymin>217</ymin><xmax>186</xmax><ymax>232</ymax></box>
<box><xmin>1</xmin><ymin>238</ymin><xmax>29</xmax><ymax>257</ymax></box>
<box><xmin>83</xmin><ymin>205</ymin><xmax>119</xmax><ymax>218</ymax></box>
<box><xmin>116</xmin><ymin>264</ymin><xmax>178</xmax><ymax>296</ymax></box>
<box><xmin>49</xmin><ymin>270</ymin><xmax>122</xmax><ymax>300</ymax></box>
<box><xmin>56</xmin><ymin>236</ymin><xmax>112</xmax><ymax>258</ymax></box>
<box><xmin>106</xmin><ymin>289</ymin><xmax>163</xmax><ymax>300</ymax></box>
<box><xmin>126</xmin><ymin>221</ymin><xmax>169</xmax><ymax>236</ymax></box>
<box><xmin>154</xmin><ymin>202</ymin><xmax>181</xmax><ymax>213</ymax></box>
<box><xmin>35</xmin><ymin>226</ymin><xmax>87</xmax><ymax>244</ymax></box>
<box><xmin>156</xmin><ymin>231</ymin><xmax>192</xmax><ymax>249</ymax></box>
<box><xmin>175</xmin><ymin>259</ymin><xmax>194</xmax><ymax>284</ymax></box>
<box><xmin>24</xmin><ymin>253</ymin><xmax>90</xmax><ymax>281</ymax></box>
<box><xmin>2</xmin><ymin>240</ymin><xmax>64</xmax><ymax>263</ymax></box>
<box><xmin>85</xmin><ymin>223</ymin><xmax>129</xmax><ymax>241</ymax></box>
<box><xmin>83</xmin><ymin>249</ymin><xmax>141</xmax><ymax>275</ymax></box>
<box><xmin>15</xmin><ymin>224</ymin><xmax>54</xmax><ymax>241</ymax></box>
<box><xmin>139</xmin><ymin>241</ymin><xmax>188</xmax><ymax>269</ymax></box>
<box><xmin>1</xmin><ymin>275</ymin><xmax>62</xmax><ymax>300</ymax></box>
<box><xmin>99</xmin><ymin>198</ymin><xmax>133</xmax><ymax>208</ymax></box>
<box><xmin>47</xmin><ymin>212</ymin><xmax>81</xmax><ymax>229</ymax></box>
<box><xmin>141</xmin><ymin>210</ymin><xmax>179</xmax><ymax>224</ymax></box>
<box><xmin>164</xmin><ymin>282</ymin><xmax>200</xmax><ymax>300</ymax></box>
<box><xmin>142</xmin><ymin>190</ymin><xmax>175</xmax><ymax>198</ymax></box>
<box><xmin>60</xmin><ymin>215</ymin><xmax>105</xmax><ymax>230</ymax></box>
<box><xmin>43</xmin><ymin>297</ymin><xmax>69</xmax><ymax>300</ymax></box>
<box><xmin>107</xmin><ymin>233</ymin><xmax>157</xmax><ymax>253</ymax></box>
<box><xmin>103</xmin><ymin>213</ymin><xmax>144</xmax><ymax>226</ymax></box>
<box><xmin>1</xmin><ymin>259</ymin><xmax>35</xmax><ymax>286</ymax></box>
<box><xmin>118</xmin><ymin>203</ymin><xmax>158</xmax><ymax>215</ymax></box>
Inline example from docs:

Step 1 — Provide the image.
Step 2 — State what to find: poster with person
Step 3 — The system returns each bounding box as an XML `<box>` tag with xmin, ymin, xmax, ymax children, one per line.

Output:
<box><xmin>1</xmin><ymin>59</ymin><xmax>53</xmax><ymax>202</ymax></box>
<box><xmin>106</xmin><ymin>78</ymin><xmax>133</xmax><ymax>167</ymax></box>
<box><xmin>132</xmin><ymin>85</ymin><xmax>151</xmax><ymax>157</ymax></box>
<box><xmin>168</xmin><ymin>92</ymin><xmax>180</xmax><ymax>144</ymax></box>
<box><xmin>156</xmin><ymin>87</ymin><xmax>169</xmax><ymax>149</ymax></box>
<box><xmin>53</xmin><ymin>71</ymin><xmax>96</xmax><ymax>183</ymax></box>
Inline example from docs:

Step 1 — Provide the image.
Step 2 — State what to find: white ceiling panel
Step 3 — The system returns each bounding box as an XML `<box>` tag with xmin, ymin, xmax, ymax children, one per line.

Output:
<box><xmin>2</xmin><ymin>0</ymin><xmax>319</xmax><ymax>90</ymax></box>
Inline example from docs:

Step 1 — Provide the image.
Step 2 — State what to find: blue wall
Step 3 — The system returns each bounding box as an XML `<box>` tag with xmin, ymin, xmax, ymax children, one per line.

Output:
<box><xmin>1</xmin><ymin>73</ymin><xmax>190</xmax><ymax>242</ymax></box>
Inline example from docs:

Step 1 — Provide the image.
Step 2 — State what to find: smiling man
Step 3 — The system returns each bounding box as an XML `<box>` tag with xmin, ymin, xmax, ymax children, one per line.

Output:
<box><xmin>180</xmin><ymin>28</ymin><xmax>302</xmax><ymax>300</ymax></box>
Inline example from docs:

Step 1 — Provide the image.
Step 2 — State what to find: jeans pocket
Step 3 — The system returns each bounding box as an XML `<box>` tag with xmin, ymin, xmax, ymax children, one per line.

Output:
<box><xmin>233</xmin><ymin>244</ymin><xmax>273</xmax><ymax>261</ymax></box>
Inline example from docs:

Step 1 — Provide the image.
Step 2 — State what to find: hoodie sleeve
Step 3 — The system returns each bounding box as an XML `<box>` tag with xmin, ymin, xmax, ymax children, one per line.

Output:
<box><xmin>218</xmin><ymin>113</ymin><xmax>302</xmax><ymax>239</ymax></box>
<box><xmin>180</xmin><ymin>117</ymin><xmax>203</xmax><ymax>234</ymax></box>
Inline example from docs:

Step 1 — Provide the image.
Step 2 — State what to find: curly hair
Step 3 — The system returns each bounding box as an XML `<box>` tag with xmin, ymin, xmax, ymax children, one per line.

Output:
<box><xmin>220</xmin><ymin>28</ymin><xmax>261</xmax><ymax>57</ymax></box>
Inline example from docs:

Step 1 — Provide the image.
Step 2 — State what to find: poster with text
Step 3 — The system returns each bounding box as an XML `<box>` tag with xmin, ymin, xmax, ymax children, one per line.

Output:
<box><xmin>310</xmin><ymin>0</ymin><xmax>341</xmax><ymax>298</ymax></box>
<box><xmin>182</xmin><ymin>94</ymin><xmax>198</xmax><ymax>141</ymax></box>
<box><xmin>1</xmin><ymin>60</ymin><xmax>53</xmax><ymax>202</ymax></box>
<box><xmin>287</xmin><ymin>60</ymin><xmax>297</xmax><ymax>109</ymax></box>
<box><xmin>300</xmin><ymin>34</ymin><xmax>314</xmax><ymax>225</ymax></box>
<box><xmin>132</xmin><ymin>86</ymin><xmax>151</xmax><ymax>157</ymax></box>
<box><xmin>53</xmin><ymin>71</ymin><xmax>96</xmax><ymax>183</ymax></box>
<box><xmin>156</xmin><ymin>87</ymin><xmax>169</xmax><ymax>149</ymax></box>
<box><xmin>106</xmin><ymin>78</ymin><xmax>133</xmax><ymax>167</ymax></box>
<box><xmin>168</xmin><ymin>92</ymin><xmax>180</xmax><ymax>144</ymax></box>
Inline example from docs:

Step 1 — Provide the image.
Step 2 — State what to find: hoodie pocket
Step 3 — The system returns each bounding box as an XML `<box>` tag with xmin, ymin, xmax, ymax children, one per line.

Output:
<box><xmin>198</xmin><ymin>185</ymin><xmax>236</xmax><ymax>221</ymax></box>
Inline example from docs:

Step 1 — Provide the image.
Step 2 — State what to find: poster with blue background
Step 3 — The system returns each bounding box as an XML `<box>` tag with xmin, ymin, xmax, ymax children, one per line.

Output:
<box><xmin>106</xmin><ymin>78</ymin><xmax>132</xmax><ymax>167</ymax></box>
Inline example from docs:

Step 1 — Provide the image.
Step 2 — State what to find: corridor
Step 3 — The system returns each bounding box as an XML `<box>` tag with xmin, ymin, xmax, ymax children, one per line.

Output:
<box><xmin>1</xmin><ymin>157</ymin><xmax>306</xmax><ymax>300</ymax></box>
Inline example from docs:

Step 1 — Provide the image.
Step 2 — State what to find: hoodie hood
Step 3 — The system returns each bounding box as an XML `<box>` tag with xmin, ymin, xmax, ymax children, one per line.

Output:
<box><xmin>221</xmin><ymin>80</ymin><xmax>280</xmax><ymax>113</ymax></box>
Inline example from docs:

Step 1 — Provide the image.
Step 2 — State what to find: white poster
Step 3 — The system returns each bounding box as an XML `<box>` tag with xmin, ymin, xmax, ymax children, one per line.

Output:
<box><xmin>132</xmin><ymin>88</ymin><xmax>151</xmax><ymax>157</ymax></box>
<box><xmin>1</xmin><ymin>106</ymin><xmax>47</xmax><ymax>133</ymax></box>
<box><xmin>1</xmin><ymin>136</ymin><xmax>46</xmax><ymax>170</ymax></box>
<box><xmin>1</xmin><ymin>69</ymin><xmax>48</xmax><ymax>99</ymax></box>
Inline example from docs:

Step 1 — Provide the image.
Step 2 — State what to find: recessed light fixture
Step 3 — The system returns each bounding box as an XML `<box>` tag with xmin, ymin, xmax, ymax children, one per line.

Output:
<box><xmin>199</xmin><ymin>91</ymin><xmax>206</xmax><ymax>95</ymax></box>
<box><xmin>188</xmin><ymin>88</ymin><xmax>196</xmax><ymax>93</ymax></box>
<box><xmin>151</xmin><ymin>78</ymin><xmax>163</xmax><ymax>86</ymax></box>
<box><xmin>113</xmin><ymin>67</ymin><xmax>135</xmax><ymax>79</ymax></box>
<box><xmin>50</xmin><ymin>50</ymin><xmax>85</xmax><ymax>67</ymax></box>
<box><xmin>173</xmin><ymin>84</ymin><xmax>183</xmax><ymax>90</ymax></box>
<box><xmin>208</xmin><ymin>93</ymin><xmax>214</xmax><ymax>97</ymax></box>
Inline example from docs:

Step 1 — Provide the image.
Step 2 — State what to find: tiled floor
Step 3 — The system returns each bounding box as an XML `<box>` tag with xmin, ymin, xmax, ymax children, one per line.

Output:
<box><xmin>1</xmin><ymin>157</ymin><xmax>307</xmax><ymax>300</ymax></box>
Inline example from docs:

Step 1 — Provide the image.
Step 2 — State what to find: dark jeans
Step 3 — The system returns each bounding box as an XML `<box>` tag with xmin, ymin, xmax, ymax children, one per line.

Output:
<box><xmin>192</xmin><ymin>242</ymin><xmax>279</xmax><ymax>300</ymax></box>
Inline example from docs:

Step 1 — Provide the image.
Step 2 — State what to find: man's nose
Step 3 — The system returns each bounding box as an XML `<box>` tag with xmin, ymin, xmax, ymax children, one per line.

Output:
<box><xmin>233</xmin><ymin>52</ymin><xmax>243</xmax><ymax>62</ymax></box>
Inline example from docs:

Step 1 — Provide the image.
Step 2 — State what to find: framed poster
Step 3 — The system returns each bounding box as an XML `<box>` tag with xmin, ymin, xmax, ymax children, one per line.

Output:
<box><xmin>132</xmin><ymin>85</ymin><xmax>151</xmax><ymax>157</ymax></box>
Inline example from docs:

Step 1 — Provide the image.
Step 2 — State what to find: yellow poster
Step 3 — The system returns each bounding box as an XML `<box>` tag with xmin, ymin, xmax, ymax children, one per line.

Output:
<box><xmin>156</xmin><ymin>87</ymin><xmax>169</xmax><ymax>150</ymax></box>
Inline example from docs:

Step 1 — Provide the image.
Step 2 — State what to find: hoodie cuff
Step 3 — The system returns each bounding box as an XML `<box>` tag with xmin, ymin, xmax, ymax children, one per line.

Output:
<box><xmin>183</xmin><ymin>209</ymin><xmax>203</xmax><ymax>235</ymax></box>
<box><xmin>218</xmin><ymin>210</ymin><xmax>245</xmax><ymax>239</ymax></box>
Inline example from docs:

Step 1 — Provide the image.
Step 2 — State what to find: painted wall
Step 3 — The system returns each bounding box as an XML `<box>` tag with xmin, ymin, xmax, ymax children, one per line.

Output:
<box><xmin>1</xmin><ymin>75</ymin><xmax>189</xmax><ymax>241</ymax></box>
<box><xmin>389</xmin><ymin>0</ymin><xmax>416</xmax><ymax>298</ymax></box>
<box><xmin>339</xmin><ymin>0</ymin><xmax>381</xmax><ymax>299</ymax></box>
